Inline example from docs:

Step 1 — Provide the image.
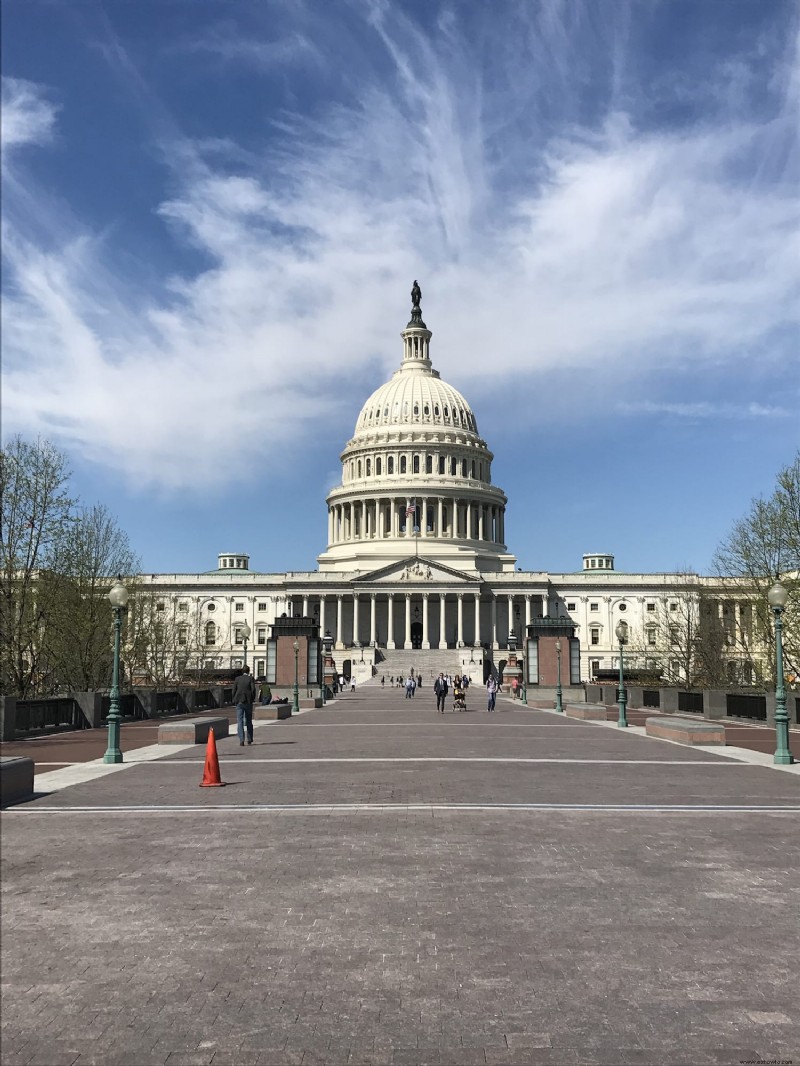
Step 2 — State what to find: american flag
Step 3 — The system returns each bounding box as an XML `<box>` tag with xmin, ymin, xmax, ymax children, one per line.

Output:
<box><xmin>405</xmin><ymin>499</ymin><xmax>416</xmax><ymax>518</ymax></box>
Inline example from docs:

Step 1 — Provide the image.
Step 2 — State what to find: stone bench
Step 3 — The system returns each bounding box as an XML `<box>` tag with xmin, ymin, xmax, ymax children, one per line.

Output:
<box><xmin>254</xmin><ymin>704</ymin><xmax>292</xmax><ymax>721</ymax></box>
<box><xmin>158</xmin><ymin>717</ymin><xmax>230</xmax><ymax>745</ymax></box>
<box><xmin>1</xmin><ymin>756</ymin><xmax>35</xmax><ymax>807</ymax></box>
<box><xmin>646</xmin><ymin>716</ymin><xmax>726</xmax><ymax>746</ymax></box>
<box><xmin>565</xmin><ymin>703</ymin><xmax>606</xmax><ymax>721</ymax></box>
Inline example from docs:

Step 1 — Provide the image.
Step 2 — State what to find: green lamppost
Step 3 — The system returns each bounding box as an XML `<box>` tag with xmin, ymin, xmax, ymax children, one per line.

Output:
<box><xmin>240</xmin><ymin>621</ymin><xmax>251</xmax><ymax>670</ymax></box>
<box><xmin>615</xmin><ymin>620</ymin><xmax>629</xmax><ymax>728</ymax></box>
<box><xmin>103</xmin><ymin>577</ymin><xmax>129</xmax><ymax>764</ymax></box>
<box><xmin>768</xmin><ymin>581</ymin><xmax>795</xmax><ymax>766</ymax></box>
<box><xmin>292</xmin><ymin>638</ymin><xmax>300</xmax><ymax>715</ymax></box>
<box><xmin>555</xmin><ymin>638</ymin><xmax>564</xmax><ymax>713</ymax></box>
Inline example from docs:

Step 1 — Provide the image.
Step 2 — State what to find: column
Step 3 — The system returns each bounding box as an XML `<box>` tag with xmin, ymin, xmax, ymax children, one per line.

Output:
<box><xmin>457</xmin><ymin>594</ymin><xmax>464</xmax><ymax>646</ymax></box>
<box><xmin>491</xmin><ymin>594</ymin><xmax>498</xmax><ymax>649</ymax></box>
<box><xmin>439</xmin><ymin>593</ymin><xmax>447</xmax><ymax>649</ymax></box>
<box><xmin>467</xmin><ymin>501</ymin><xmax>473</xmax><ymax>540</ymax></box>
<box><xmin>404</xmin><ymin>594</ymin><xmax>412</xmax><ymax>650</ymax></box>
<box><xmin>474</xmin><ymin>593</ymin><xmax>481</xmax><ymax>645</ymax></box>
<box><xmin>353</xmin><ymin>593</ymin><xmax>360</xmax><ymax>646</ymax></box>
<box><xmin>479</xmin><ymin>506</ymin><xmax>485</xmax><ymax>541</ymax></box>
<box><xmin>422</xmin><ymin>593</ymin><xmax>430</xmax><ymax>649</ymax></box>
<box><xmin>392</xmin><ymin>500</ymin><xmax>399</xmax><ymax>538</ymax></box>
<box><xmin>370</xmin><ymin>594</ymin><xmax>377</xmax><ymax>646</ymax></box>
<box><xmin>437</xmin><ymin>498</ymin><xmax>443</xmax><ymax>539</ymax></box>
<box><xmin>507</xmin><ymin>594</ymin><xmax>514</xmax><ymax>639</ymax></box>
<box><xmin>421</xmin><ymin>496</ymin><xmax>428</xmax><ymax>538</ymax></box>
<box><xmin>387</xmin><ymin>593</ymin><xmax>395</xmax><ymax>649</ymax></box>
<box><xmin>302</xmin><ymin>597</ymin><xmax>309</xmax><ymax>618</ymax></box>
<box><xmin>378</xmin><ymin>500</ymin><xmax>385</xmax><ymax>539</ymax></box>
<box><xmin>499</xmin><ymin>509</ymin><xmax>505</xmax><ymax>545</ymax></box>
<box><xmin>319</xmin><ymin>596</ymin><xmax>326</xmax><ymax>638</ymax></box>
<box><xmin>525</xmin><ymin>595</ymin><xmax>531</xmax><ymax>627</ymax></box>
<box><xmin>336</xmin><ymin>595</ymin><xmax>344</xmax><ymax>649</ymax></box>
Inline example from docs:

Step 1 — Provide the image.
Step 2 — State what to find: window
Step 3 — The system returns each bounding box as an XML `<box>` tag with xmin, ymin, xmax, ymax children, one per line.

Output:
<box><xmin>366</xmin><ymin>458</ymin><xmax>371</xmax><ymax>476</ymax></box>
<box><xmin>591</xmin><ymin>559</ymin><xmax>596</xmax><ymax>568</ymax></box>
<box><xmin>618</xmin><ymin>603</ymin><xmax>627</xmax><ymax>612</ymax></box>
<box><xmin>461</xmin><ymin>460</ymin><xmax>467</xmax><ymax>477</ymax></box>
<box><xmin>257</xmin><ymin>602</ymin><xmax>267</xmax><ymax>612</ymax></box>
<box><xmin>590</xmin><ymin>603</ymin><xmax>598</xmax><ymax>612</ymax></box>
<box><xmin>178</xmin><ymin>602</ymin><xmax>188</xmax><ymax>613</ymax></box>
<box><xmin>400</xmin><ymin>456</ymin><xmax>407</xmax><ymax>474</ymax></box>
<box><xmin>423</xmin><ymin>404</ymin><xmax>429</xmax><ymax>416</ymax></box>
<box><xmin>376</xmin><ymin>457</ymin><xmax>382</xmax><ymax>475</ymax></box>
<box><xmin>357</xmin><ymin>460</ymin><xmax>362</xmax><ymax>477</ymax></box>
<box><xmin>235</xmin><ymin>602</ymin><xmax>244</xmax><ymax>612</ymax></box>
<box><xmin>205</xmin><ymin>622</ymin><xmax>216</xmax><ymax>646</ymax></box>
<box><xmin>439</xmin><ymin>456</ymin><xmax>445</xmax><ymax>474</ymax></box>
<box><xmin>567</xmin><ymin>602</ymin><xmax>576</xmax><ymax>611</ymax></box>
<box><xmin>412</xmin><ymin>455</ymin><xmax>419</xmax><ymax>474</ymax></box>
<box><xmin>646</xmin><ymin>627</ymin><xmax>657</xmax><ymax>646</ymax></box>
<box><xmin>590</xmin><ymin>628</ymin><xmax>600</xmax><ymax>646</ymax></box>
<box><xmin>156</xmin><ymin>602</ymin><xmax>165</xmax><ymax>612</ymax></box>
<box><xmin>206</xmin><ymin>603</ymin><xmax>216</xmax><ymax>613</ymax></box>
<box><xmin>669</xmin><ymin>626</ymin><xmax>680</xmax><ymax>645</ymax></box>
<box><xmin>413</xmin><ymin>404</ymin><xmax>419</xmax><ymax>416</ymax></box>
<box><xmin>434</xmin><ymin>405</ymin><xmax>440</xmax><ymax>416</ymax></box>
<box><xmin>178</xmin><ymin>626</ymin><xmax>188</xmax><ymax>647</ymax></box>
<box><xmin>670</xmin><ymin>603</ymin><xmax>678</xmax><ymax>612</ymax></box>
<box><xmin>257</xmin><ymin>628</ymin><xmax>266</xmax><ymax>645</ymax></box>
<box><xmin>646</xmin><ymin>602</ymin><xmax>655</xmax><ymax>612</ymax></box>
<box><xmin>471</xmin><ymin>460</ymin><xmax>476</xmax><ymax>478</ymax></box>
<box><xmin>388</xmin><ymin>457</ymin><xmax>394</xmax><ymax>474</ymax></box>
<box><xmin>450</xmin><ymin>457</ymin><xmax>457</xmax><ymax>475</ymax></box>
<box><xmin>235</xmin><ymin>628</ymin><xmax>244</xmax><ymax>645</ymax></box>
<box><xmin>426</xmin><ymin>455</ymin><xmax>432</xmax><ymax>474</ymax></box>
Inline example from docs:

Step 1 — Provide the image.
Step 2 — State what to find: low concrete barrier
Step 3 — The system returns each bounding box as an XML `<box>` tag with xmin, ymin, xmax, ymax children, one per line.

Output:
<box><xmin>1</xmin><ymin>756</ymin><xmax>35</xmax><ymax>807</ymax></box>
<box><xmin>646</xmin><ymin>717</ymin><xmax>726</xmax><ymax>746</ymax></box>
<box><xmin>565</xmin><ymin>703</ymin><xmax>605</xmax><ymax>721</ymax></box>
<box><xmin>158</xmin><ymin>717</ymin><xmax>229</xmax><ymax>745</ymax></box>
<box><xmin>254</xmin><ymin>705</ymin><xmax>292</xmax><ymax>721</ymax></box>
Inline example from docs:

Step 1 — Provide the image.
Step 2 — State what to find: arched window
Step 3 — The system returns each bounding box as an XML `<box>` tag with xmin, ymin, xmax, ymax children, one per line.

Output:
<box><xmin>376</xmin><ymin>457</ymin><xmax>382</xmax><ymax>475</ymax></box>
<box><xmin>205</xmin><ymin>622</ymin><xmax>216</xmax><ymax>646</ymax></box>
<box><xmin>383</xmin><ymin>407</ymin><xmax>389</xmax><ymax>417</ymax></box>
<box><xmin>413</xmin><ymin>455</ymin><xmax>419</xmax><ymax>474</ymax></box>
<box><xmin>403</xmin><ymin>402</ymin><xmax>408</xmax><ymax>417</ymax></box>
<box><xmin>424</xmin><ymin>404</ymin><xmax>430</xmax><ymax>416</ymax></box>
<box><xmin>439</xmin><ymin>456</ymin><xmax>445</xmax><ymax>475</ymax></box>
<box><xmin>400</xmin><ymin>456</ymin><xmax>407</xmax><ymax>474</ymax></box>
<box><xmin>471</xmin><ymin>460</ymin><xmax>476</xmax><ymax>478</ymax></box>
<box><xmin>425</xmin><ymin>455</ymin><xmax>432</xmax><ymax>474</ymax></box>
<box><xmin>444</xmin><ymin>406</ymin><xmax>449</xmax><ymax>419</ymax></box>
<box><xmin>442</xmin><ymin>506</ymin><xmax>448</xmax><ymax>532</ymax></box>
<box><xmin>366</xmin><ymin>458</ymin><xmax>371</xmax><ymax>476</ymax></box>
<box><xmin>388</xmin><ymin>457</ymin><xmax>394</xmax><ymax>474</ymax></box>
<box><xmin>461</xmin><ymin>459</ymin><xmax>467</xmax><ymax>477</ymax></box>
<box><xmin>357</xmin><ymin>460</ymin><xmax>362</xmax><ymax>477</ymax></box>
<box><xmin>413</xmin><ymin>404</ymin><xmax>419</xmax><ymax>417</ymax></box>
<box><xmin>450</xmin><ymin>457</ymin><xmax>457</xmax><ymax>476</ymax></box>
<box><xmin>434</xmin><ymin>405</ymin><xmax>440</xmax><ymax>417</ymax></box>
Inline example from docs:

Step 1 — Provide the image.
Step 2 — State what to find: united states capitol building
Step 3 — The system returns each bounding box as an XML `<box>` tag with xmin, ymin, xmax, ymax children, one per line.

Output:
<box><xmin>140</xmin><ymin>285</ymin><xmax>754</xmax><ymax>688</ymax></box>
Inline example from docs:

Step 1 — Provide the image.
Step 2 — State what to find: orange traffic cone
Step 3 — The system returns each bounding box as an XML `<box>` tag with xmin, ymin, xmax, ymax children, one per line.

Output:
<box><xmin>199</xmin><ymin>727</ymin><xmax>225</xmax><ymax>787</ymax></box>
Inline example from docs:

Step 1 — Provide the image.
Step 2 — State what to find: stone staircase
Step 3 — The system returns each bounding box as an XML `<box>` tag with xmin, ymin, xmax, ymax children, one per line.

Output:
<box><xmin>375</xmin><ymin>647</ymin><xmax>469</xmax><ymax>684</ymax></box>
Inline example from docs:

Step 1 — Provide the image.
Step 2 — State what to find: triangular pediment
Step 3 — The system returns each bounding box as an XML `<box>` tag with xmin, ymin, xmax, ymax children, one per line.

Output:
<box><xmin>354</xmin><ymin>557</ymin><xmax>480</xmax><ymax>585</ymax></box>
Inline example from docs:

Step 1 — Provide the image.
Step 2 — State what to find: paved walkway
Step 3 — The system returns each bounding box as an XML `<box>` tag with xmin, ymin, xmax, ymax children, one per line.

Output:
<box><xmin>1</xmin><ymin>690</ymin><xmax>799</xmax><ymax>1065</ymax></box>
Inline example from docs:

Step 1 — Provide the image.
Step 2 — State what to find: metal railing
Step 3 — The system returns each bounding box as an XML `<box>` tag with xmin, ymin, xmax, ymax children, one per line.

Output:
<box><xmin>14</xmin><ymin>698</ymin><xmax>92</xmax><ymax>734</ymax></box>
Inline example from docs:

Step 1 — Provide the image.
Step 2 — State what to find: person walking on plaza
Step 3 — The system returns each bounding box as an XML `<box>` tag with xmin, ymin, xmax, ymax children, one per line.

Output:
<box><xmin>434</xmin><ymin>672</ymin><xmax>448</xmax><ymax>713</ymax></box>
<box><xmin>486</xmin><ymin>674</ymin><xmax>497</xmax><ymax>713</ymax></box>
<box><xmin>381</xmin><ymin>675</ymin><xmax>385</xmax><ymax>687</ymax></box>
<box><xmin>259</xmin><ymin>681</ymin><xmax>272</xmax><ymax>705</ymax></box>
<box><xmin>232</xmin><ymin>666</ymin><xmax>256</xmax><ymax>745</ymax></box>
<box><xmin>351</xmin><ymin>676</ymin><xmax>356</xmax><ymax>692</ymax></box>
<box><xmin>405</xmin><ymin>675</ymin><xmax>415</xmax><ymax>699</ymax></box>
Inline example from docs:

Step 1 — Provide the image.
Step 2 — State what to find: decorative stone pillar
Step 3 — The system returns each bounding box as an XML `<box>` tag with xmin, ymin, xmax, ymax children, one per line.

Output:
<box><xmin>370</xmin><ymin>594</ymin><xmax>377</xmax><ymax>646</ymax></box>
<box><xmin>525</xmin><ymin>595</ymin><xmax>531</xmax><ymax>627</ymax></box>
<box><xmin>421</xmin><ymin>497</ymin><xmax>428</xmax><ymax>538</ymax></box>
<box><xmin>474</xmin><ymin>593</ymin><xmax>481</xmax><ymax>646</ymax></box>
<box><xmin>457</xmin><ymin>594</ymin><xmax>464</xmax><ymax>646</ymax></box>
<box><xmin>387</xmin><ymin>592</ymin><xmax>395</xmax><ymax>649</ymax></box>
<box><xmin>467</xmin><ymin>501</ymin><xmax>473</xmax><ymax>540</ymax></box>
<box><xmin>479</xmin><ymin>506</ymin><xmax>485</xmax><ymax>541</ymax></box>
<box><xmin>378</xmin><ymin>500</ymin><xmax>385</xmax><ymax>539</ymax></box>
<box><xmin>422</xmin><ymin>593</ymin><xmax>430</xmax><ymax>649</ymax></box>
<box><xmin>437</xmin><ymin>497</ymin><xmax>444</xmax><ymax>538</ymax></box>
<box><xmin>507</xmin><ymin>595</ymin><xmax>514</xmax><ymax>639</ymax></box>
<box><xmin>303</xmin><ymin>597</ymin><xmax>309</xmax><ymax>618</ymax></box>
<box><xmin>491</xmin><ymin>594</ymin><xmax>498</xmax><ymax>649</ymax></box>
<box><xmin>352</xmin><ymin>593</ymin><xmax>360</xmax><ymax>647</ymax></box>
<box><xmin>319</xmin><ymin>596</ymin><xmax>326</xmax><ymax>636</ymax></box>
<box><xmin>404</xmin><ymin>594</ymin><xmax>412</xmax><ymax>650</ymax></box>
<box><xmin>439</xmin><ymin>593</ymin><xmax>447</xmax><ymax>649</ymax></box>
<box><xmin>336</xmin><ymin>595</ymin><xmax>344</xmax><ymax>650</ymax></box>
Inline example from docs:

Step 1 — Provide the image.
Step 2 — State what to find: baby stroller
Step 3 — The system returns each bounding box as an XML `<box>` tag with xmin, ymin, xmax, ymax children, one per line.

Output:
<box><xmin>453</xmin><ymin>683</ymin><xmax>467</xmax><ymax>712</ymax></box>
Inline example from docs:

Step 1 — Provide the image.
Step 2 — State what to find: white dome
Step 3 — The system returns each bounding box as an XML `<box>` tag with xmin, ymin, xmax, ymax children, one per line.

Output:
<box><xmin>355</xmin><ymin>369</ymin><xmax>478</xmax><ymax>437</ymax></box>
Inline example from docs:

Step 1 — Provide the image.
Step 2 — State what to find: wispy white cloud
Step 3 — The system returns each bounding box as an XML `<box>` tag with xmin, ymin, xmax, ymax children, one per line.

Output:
<box><xmin>1</xmin><ymin>4</ymin><xmax>798</xmax><ymax>493</ymax></box>
<box><xmin>1</xmin><ymin>77</ymin><xmax>58</xmax><ymax>152</ymax></box>
<box><xmin>618</xmin><ymin>401</ymin><xmax>794</xmax><ymax>420</ymax></box>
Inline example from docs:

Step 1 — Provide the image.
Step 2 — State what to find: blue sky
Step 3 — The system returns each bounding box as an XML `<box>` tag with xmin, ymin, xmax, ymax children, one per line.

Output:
<box><xmin>2</xmin><ymin>0</ymin><xmax>798</xmax><ymax>577</ymax></box>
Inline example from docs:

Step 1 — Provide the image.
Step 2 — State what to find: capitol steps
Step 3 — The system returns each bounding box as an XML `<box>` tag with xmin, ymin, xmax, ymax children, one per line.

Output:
<box><xmin>374</xmin><ymin>648</ymin><xmax>475</xmax><ymax>684</ymax></box>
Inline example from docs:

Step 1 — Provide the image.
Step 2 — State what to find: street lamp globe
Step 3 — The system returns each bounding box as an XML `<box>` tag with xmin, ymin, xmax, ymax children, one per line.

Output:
<box><xmin>241</xmin><ymin>622</ymin><xmax>252</xmax><ymax>641</ymax></box>
<box><xmin>615</xmin><ymin>621</ymin><xmax>628</xmax><ymax>644</ymax></box>
<box><xmin>768</xmin><ymin>581</ymin><xmax>788</xmax><ymax>609</ymax></box>
<box><xmin>108</xmin><ymin>578</ymin><xmax>129</xmax><ymax>609</ymax></box>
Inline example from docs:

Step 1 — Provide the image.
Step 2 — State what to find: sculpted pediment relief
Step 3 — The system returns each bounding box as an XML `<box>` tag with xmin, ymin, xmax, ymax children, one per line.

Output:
<box><xmin>355</xmin><ymin>557</ymin><xmax>478</xmax><ymax>586</ymax></box>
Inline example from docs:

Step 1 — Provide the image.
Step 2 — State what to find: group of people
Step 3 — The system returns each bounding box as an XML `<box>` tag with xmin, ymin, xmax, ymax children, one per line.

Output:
<box><xmin>433</xmin><ymin>672</ymin><xmax>473</xmax><ymax>712</ymax></box>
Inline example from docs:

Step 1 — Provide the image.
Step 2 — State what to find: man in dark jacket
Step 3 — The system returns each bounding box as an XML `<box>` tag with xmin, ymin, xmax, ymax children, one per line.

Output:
<box><xmin>433</xmin><ymin>673</ymin><xmax>448</xmax><ymax>714</ymax></box>
<box><xmin>232</xmin><ymin>666</ymin><xmax>257</xmax><ymax>746</ymax></box>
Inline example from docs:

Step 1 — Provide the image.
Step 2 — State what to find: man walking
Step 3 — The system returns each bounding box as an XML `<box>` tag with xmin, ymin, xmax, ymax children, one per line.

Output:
<box><xmin>434</xmin><ymin>673</ymin><xmax>448</xmax><ymax>713</ymax></box>
<box><xmin>405</xmin><ymin>675</ymin><xmax>415</xmax><ymax>699</ymax></box>
<box><xmin>232</xmin><ymin>665</ymin><xmax>257</xmax><ymax>745</ymax></box>
<box><xmin>486</xmin><ymin>674</ymin><xmax>497</xmax><ymax>713</ymax></box>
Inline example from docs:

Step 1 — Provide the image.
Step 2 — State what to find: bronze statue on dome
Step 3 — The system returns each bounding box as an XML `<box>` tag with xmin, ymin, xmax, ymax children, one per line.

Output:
<box><xmin>411</xmin><ymin>280</ymin><xmax>422</xmax><ymax>310</ymax></box>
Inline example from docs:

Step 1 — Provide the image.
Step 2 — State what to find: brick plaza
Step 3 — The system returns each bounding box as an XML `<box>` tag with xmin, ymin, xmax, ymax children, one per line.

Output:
<box><xmin>2</xmin><ymin>687</ymin><xmax>799</xmax><ymax>1066</ymax></box>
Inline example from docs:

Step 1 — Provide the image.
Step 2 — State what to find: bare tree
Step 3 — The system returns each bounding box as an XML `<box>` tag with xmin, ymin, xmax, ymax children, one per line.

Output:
<box><xmin>0</xmin><ymin>437</ymin><xmax>74</xmax><ymax>698</ymax></box>
<box><xmin>714</xmin><ymin>454</ymin><xmax>800</xmax><ymax>683</ymax></box>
